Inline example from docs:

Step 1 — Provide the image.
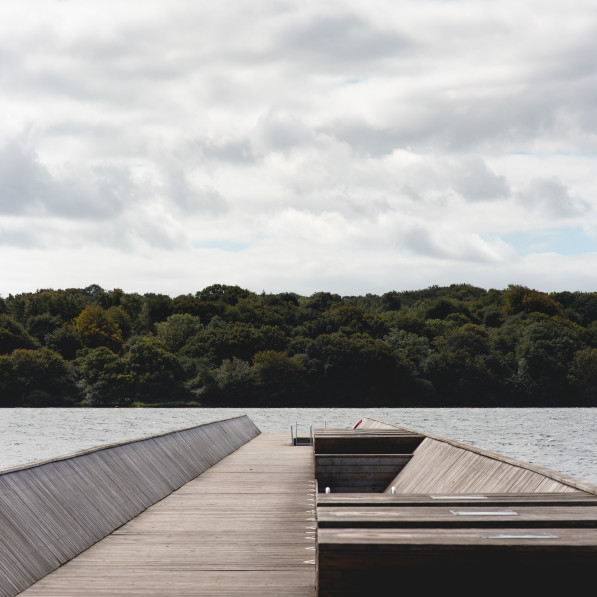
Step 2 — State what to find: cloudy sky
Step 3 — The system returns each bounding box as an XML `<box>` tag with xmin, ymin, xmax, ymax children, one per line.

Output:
<box><xmin>1</xmin><ymin>0</ymin><xmax>597</xmax><ymax>298</ymax></box>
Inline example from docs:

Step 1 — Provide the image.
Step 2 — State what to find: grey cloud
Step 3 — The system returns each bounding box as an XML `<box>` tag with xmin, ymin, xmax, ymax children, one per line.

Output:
<box><xmin>322</xmin><ymin>85</ymin><xmax>576</xmax><ymax>156</ymax></box>
<box><xmin>0</xmin><ymin>140</ymin><xmax>132</xmax><ymax>219</ymax></box>
<box><xmin>251</xmin><ymin>112</ymin><xmax>313</xmax><ymax>155</ymax></box>
<box><xmin>0</xmin><ymin>136</ymin><xmax>229</xmax><ymax>233</ymax></box>
<box><xmin>44</xmin><ymin>121</ymin><xmax>142</xmax><ymax>157</ymax></box>
<box><xmin>6</xmin><ymin>28</ymin><xmax>193</xmax><ymax>107</ymax></box>
<box><xmin>401</xmin><ymin>228</ymin><xmax>506</xmax><ymax>263</ymax></box>
<box><xmin>392</xmin><ymin>153</ymin><xmax>511</xmax><ymax>202</ymax></box>
<box><xmin>320</xmin><ymin>120</ymin><xmax>403</xmax><ymax>157</ymax></box>
<box><xmin>0</xmin><ymin>224</ymin><xmax>42</xmax><ymax>248</ymax></box>
<box><xmin>193</xmin><ymin>138</ymin><xmax>254</xmax><ymax>165</ymax></box>
<box><xmin>0</xmin><ymin>209</ymin><xmax>188</xmax><ymax>253</ymax></box>
<box><xmin>402</xmin><ymin>225</ymin><xmax>442</xmax><ymax>257</ymax></box>
<box><xmin>450</xmin><ymin>156</ymin><xmax>509</xmax><ymax>201</ymax></box>
<box><xmin>97</xmin><ymin>216</ymin><xmax>185</xmax><ymax>251</ymax></box>
<box><xmin>280</xmin><ymin>12</ymin><xmax>413</xmax><ymax>69</ymax></box>
<box><xmin>48</xmin><ymin>163</ymin><xmax>134</xmax><ymax>219</ymax></box>
<box><xmin>0</xmin><ymin>141</ymin><xmax>47</xmax><ymax>214</ymax></box>
<box><xmin>166</xmin><ymin>167</ymin><xmax>228</xmax><ymax>215</ymax></box>
<box><xmin>531</xmin><ymin>22</ymin><xmax>597</xmax><ymax>90</ymax></box>
<box><xmin>322</xmin><ymin>27</ymin><xmax>597</xmax><ymax>155</ymax></box>
<box><xmin>323</xmin><ymin>96</ymin><xmax>545</xmax><ymax>156</ymax></box>
<box><xmin>517</xmin><ymin>177</ymin><xmax>590</xmax><ymax>217</ymax></box>
<box><xmin>327</xmin><ymin>90</ymin><xmax>559</xmax><ymax>155</ymax></box>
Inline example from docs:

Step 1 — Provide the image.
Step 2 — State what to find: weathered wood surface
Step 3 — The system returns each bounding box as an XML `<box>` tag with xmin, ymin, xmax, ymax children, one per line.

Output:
<box><xmin>17</xmin><ymin>433</ymin><xmax>317</xmax><ymax>597</ymax></box>
<box><xmin>317</xmin><ymin>491</ymin><xmax>597</xmax><ymax>507</ymax></box>
<box><xmin>387</xmin><ymin>436</ymin><xmax>588</xmax><ymax>494</ymax></box>
<box><xmin>318</xmin><ymin>525</ymin><xmax>597</xmax><ymax>548</ymax></box>
<box><xmin>313</xmin><ymin>429</ymin><xmax>423</xmax><ymax>455</ymax></box>
<box><xmin>355</xmin><ymin>416</ymin><xmax>597</xmax><ymax>495</ymax></box>
<box><xmin>0</xmin><ymin>416</ymin><xmax>261</xmax><ymax>597</ymax></box>
<box><xmin>318</xmin><ymin>505</ymin><xmax>597</xmax><ymax>527</ymax></box>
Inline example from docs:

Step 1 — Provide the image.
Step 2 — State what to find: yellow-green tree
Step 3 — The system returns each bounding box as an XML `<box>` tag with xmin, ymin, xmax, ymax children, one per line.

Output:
<box><xmin>503</xmin><ymin>285</ymin><xmax>563</xmax><ymax>317</ymax></box>
<box><xmin>74</xmin><ymin>306</ymin><xmax>123</xmax><ymax>353</ymax></box>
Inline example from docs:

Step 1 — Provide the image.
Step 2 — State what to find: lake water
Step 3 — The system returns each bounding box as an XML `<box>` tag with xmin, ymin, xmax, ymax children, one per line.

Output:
<box><xmin>1</xmin><ymin>407</ymin><xmax>597</xmax><ymax>486</ymax></box>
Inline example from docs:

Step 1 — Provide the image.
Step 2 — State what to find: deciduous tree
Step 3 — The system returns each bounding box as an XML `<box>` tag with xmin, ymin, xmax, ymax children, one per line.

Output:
<box><xmin>74</xmin><ymin>306</ymin><xmax>123</xmax><ymax>352</ymax></box>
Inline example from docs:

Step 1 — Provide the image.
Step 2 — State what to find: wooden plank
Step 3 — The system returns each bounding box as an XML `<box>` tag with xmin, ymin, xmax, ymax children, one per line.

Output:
<box><xmin>314</xmin><ymin>429</ymin><xmax>420</xmax><ymax>436</ymax></box>
<box><xmin>313</xmin><ymin>429</ymin><xmax>423</xmax><ymax>455</ymax></box>
<box><xmin>317</xmin><ymin>492</ymin><xmax>597</xmax><ymax>507</ymax></box>
<box><xmin>317</xmin><ymin>505</ymin><xmax>597</xmax><ymax>528</ymax></box>
<box><xmin>318</xmin><ymin>526</ymin><xmax>597</xmax><ymax>551</ymax></box>
<box><xmin>315</xmin><ymin>454</ymin><xmax>412</xmax><ymax>466</ymax></box>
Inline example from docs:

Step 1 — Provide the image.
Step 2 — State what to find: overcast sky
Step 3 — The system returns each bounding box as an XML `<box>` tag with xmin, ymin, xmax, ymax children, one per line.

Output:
<box><xmin>1</xmin><ymin>0</ymin><xmax>597</xmax><ymax>298</ymax></box>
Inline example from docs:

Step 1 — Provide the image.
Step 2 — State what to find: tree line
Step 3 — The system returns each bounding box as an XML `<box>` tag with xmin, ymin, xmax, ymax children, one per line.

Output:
<box><xmin>1</xmin><ymin>282</ymin><xmax>597</xmax><ymax>408</ymax></box>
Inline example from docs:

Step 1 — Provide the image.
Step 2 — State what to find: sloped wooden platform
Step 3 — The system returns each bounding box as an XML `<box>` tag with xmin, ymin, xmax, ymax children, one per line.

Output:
<box><xmin>17</xmin><ymin>434</ymin><xmax>317</xmax><ymax>597</ymax></box>
<box><xmin>0</xmin><ymin>416</ymin><xmax>261</xmax><ymax>597</ymax></box>
<box><xmin>386</xmin><ymin>436</ymin><xmax>582</xmax><ymax>494</ymax></box>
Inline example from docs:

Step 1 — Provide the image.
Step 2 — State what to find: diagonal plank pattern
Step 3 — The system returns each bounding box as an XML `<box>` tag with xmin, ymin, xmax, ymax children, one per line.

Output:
<box><xmin>19</xmin><ymin>434</ymin><xmax>316</xmax><ymax>597</ymax></box>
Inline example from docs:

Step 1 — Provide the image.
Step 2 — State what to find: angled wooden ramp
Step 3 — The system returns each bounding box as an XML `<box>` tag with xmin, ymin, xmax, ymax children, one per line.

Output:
<box><xmin>0</xmin><ymin>416</ymin><xmax>261</xmax><ymax>597</ymax></box>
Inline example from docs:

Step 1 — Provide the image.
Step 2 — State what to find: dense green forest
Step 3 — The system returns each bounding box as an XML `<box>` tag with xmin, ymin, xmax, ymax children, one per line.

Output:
<box><xmin>1</xmin><ymin>283</ymin><xmax>597</xmax><ymax>407</ymax></box>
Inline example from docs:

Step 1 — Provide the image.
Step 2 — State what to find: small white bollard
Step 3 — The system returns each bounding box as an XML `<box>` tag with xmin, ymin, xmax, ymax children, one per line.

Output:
<box><xmin>391</xmin><ymin>486</ymin><xmax>397</xmax><ymax>494</ymax></box>
<box><xmin>325</xmin><ymin>487</ymin><xmax>331</xmax><ymax>494</ymax></box>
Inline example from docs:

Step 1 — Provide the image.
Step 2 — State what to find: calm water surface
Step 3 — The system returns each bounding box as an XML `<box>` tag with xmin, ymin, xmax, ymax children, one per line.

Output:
<box><xmin>1</xmin><ymin>407</ymin><xmax>596</xmax><ymax>485</ymax></box>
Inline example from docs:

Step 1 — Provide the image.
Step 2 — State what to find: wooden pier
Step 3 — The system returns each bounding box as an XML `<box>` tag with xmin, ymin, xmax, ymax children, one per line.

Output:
<box><xmin>4</xmin><ymin>415</ymin><xmax>597</xmax><ymax>596</ymax></box>
<box><xmin>13</xmin><ymin>433</ymin><xmax>316</xmax><ymax>597</ymax></box>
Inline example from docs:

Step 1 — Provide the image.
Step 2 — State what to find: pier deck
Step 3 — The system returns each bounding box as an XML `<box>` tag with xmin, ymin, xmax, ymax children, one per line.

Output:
<box><xmin>17</xmin><ymin>433</ymin><xmax>316</xmax><ymax>597</ymax></box>
<box><xmin>9</xmin><ymin>417</ymin><xmax>597</xmax><ymax>596</ymax></box>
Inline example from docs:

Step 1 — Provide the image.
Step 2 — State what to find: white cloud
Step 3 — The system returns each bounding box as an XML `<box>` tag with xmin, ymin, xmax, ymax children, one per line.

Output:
<box><xmin>1</xmin><ymin>0</ymin><xmax>597</xmax><ymax>297</ymax></box>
